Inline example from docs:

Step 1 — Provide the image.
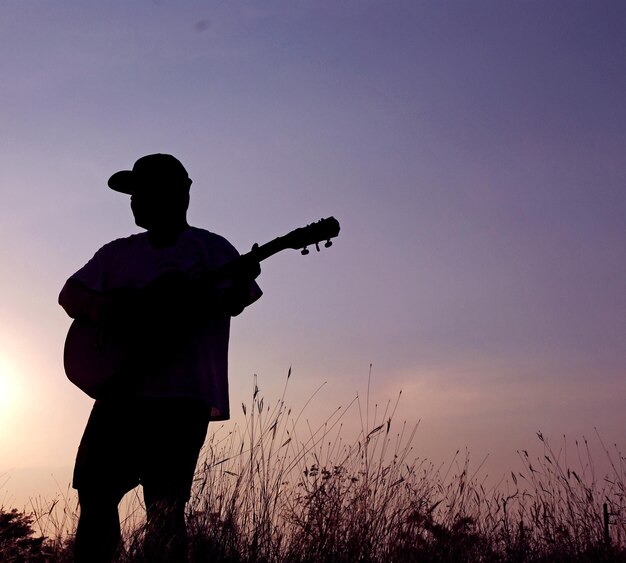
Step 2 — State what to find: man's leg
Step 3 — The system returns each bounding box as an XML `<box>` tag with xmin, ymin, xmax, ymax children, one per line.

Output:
<box><xmin>142</xmin><ymin>493</ymin><xmax>188</xmax><ymax>562</ymax></box>
<box><xmin>140</xmin><ymin>398</ymin><xmax>210</xmax><ymax>562</ymax></box>
<box><xmin>74</xmin><ymin>488</ymin><xmax>125</xmax><ymax>563</ymax></box>
<box><xmin>72</xmin><ymin>399</ymin><xmax>140</xmax><ymax>562</ymax></box>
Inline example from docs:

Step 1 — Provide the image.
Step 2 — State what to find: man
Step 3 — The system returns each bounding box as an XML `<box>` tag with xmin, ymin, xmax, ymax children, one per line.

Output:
<box><xmin>59</xmin><ymin>154</ymin><xmax>261</xmax><ymax>562</ymax></box>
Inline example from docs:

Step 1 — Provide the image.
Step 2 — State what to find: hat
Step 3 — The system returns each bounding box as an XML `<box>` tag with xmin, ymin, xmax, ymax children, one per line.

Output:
<box><xmin>108</xmin><ymin>154</ymin><xmax>191</xmax><ymax>194</ymax></box>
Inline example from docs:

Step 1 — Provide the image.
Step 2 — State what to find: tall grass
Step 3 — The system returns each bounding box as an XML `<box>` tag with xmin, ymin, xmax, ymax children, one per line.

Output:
<box><xmin>19</xmin><ymin>372</ymin><xmax>626</xmax><ymax>561</ymax></box>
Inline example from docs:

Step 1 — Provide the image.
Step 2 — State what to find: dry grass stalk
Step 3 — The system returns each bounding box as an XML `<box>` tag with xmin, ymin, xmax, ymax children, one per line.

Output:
<box><xmin>16</xmin><ymin>372</ymin><xmax>626</xmax><ymax>561</ymax></box>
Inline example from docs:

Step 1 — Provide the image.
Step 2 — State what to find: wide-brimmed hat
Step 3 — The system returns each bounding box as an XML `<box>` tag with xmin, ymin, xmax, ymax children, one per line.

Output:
<box><xmin>108</xmin><ymin>154</ymin><xmax>192</xmax><ymax>194</ymax></box>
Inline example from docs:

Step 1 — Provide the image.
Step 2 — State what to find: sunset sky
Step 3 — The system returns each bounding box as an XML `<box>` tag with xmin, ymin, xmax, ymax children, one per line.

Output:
<box><xmin>1</xmin><ymin>1</ymin><xmax>625</xmax><ymax>508</ymax></box>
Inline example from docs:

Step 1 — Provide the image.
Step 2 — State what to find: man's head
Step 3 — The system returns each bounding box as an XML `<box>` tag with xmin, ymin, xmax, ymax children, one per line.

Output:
<box><xmin>108</xmin><ymin>154</ymin><xmax>192</xmax><ymax>232</ymax></box>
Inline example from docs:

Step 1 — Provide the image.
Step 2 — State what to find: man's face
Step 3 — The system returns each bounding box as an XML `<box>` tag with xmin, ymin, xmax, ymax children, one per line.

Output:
<box><xmin>130</xmin><ymin>178</ymin><xmax>186</xmax><ymax>230</ymax></box>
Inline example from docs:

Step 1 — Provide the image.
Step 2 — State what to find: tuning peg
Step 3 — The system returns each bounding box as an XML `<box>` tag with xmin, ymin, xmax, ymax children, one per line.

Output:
<box><xmin>325</xmin><ymin>239</ymin><xmax>333</xmax><ymax>248</ymax></box>
<box><xmin>301</xmin><ymin>247</ymin><xmax>309</xmax><ymax>255</ymax></box>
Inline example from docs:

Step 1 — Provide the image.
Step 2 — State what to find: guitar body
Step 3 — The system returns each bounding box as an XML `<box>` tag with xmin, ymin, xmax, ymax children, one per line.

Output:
<box><xmin>64</xmin><ymin>319</ymin><xmax>131</xmax><ymax>399</ymax></box>
<box><xmin>63</xmin><ymin>217</ymin><xmax>340</xmax><ymax>399</ymax></box>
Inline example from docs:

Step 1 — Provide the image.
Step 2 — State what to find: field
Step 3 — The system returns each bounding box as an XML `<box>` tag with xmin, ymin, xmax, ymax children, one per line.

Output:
<box><xmin>3</xmin><ymin>374</ymin><xmax>626</xmax><ymax>562</ymax></box>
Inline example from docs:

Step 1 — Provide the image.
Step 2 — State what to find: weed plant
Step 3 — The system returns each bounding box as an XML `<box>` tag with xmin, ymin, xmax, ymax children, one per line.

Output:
<box><xmin>14</xmin><ymin>372</ymin><xmax>626</xmax><ymax>561</ymax></box>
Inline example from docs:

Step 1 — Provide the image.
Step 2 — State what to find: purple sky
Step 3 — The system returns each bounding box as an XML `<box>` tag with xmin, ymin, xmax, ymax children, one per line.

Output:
<box><xmin>1</xmin><ymin>1</ymin><xmax>625</xmax><ymax>506</ymax></box>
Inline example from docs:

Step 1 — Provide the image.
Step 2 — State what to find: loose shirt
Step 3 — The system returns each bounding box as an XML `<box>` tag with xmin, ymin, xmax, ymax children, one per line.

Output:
<box><xmin>70</xmin><ymin>226</ymin><xmax>261</xmax><ymax>420</ymax></box>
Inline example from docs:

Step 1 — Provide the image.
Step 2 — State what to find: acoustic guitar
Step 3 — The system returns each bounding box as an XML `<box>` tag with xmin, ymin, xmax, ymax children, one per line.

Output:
<box><xmin>64</xmin><ymin>217</ymin><xmax>340</xmax><ymax>399</ymax></box>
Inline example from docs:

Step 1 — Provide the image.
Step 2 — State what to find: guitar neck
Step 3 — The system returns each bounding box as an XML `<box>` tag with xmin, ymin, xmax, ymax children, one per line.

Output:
<box><xmin>208</xmin><ymin>216</ymin><xmax>340</xmax><ymax>284</ymax></box>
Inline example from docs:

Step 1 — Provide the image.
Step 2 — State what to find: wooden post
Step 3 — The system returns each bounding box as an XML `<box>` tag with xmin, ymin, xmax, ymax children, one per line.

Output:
<box><xmin>603</xmin><ymin>502</ymin><xmax>610</xmax><ymax>547</ymax></box>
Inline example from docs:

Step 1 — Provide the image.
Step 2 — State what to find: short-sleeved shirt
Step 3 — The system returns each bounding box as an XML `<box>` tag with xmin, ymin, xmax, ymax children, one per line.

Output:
<box><xmin>70</xmin><ymin>226</ymin><xmax>261</xmax><ymax>420</ymax></box>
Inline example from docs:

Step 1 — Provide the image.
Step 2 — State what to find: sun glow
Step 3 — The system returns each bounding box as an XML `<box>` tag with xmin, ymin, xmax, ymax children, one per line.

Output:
<box><xmin>0</xmin><ymin>352</ymin><xmax>22</xmax><ymax>424</ymax></box>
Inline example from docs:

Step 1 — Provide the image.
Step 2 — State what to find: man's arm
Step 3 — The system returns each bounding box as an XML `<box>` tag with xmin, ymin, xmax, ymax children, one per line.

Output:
<box><xmin>59</xmin><ymin>278</ymin><xmax>136</xmax><ymax>324</ymax></box>
<box><xmin>59</xmin><ymin>278</ymin><xmax>113</xmax><ymax>322</ymax></box>
<box><xmin>59</xmin><ymin>260</ymin><xmax>261</xmax><ymax>323</ymax></box>
<box><xmin>218</xmin><ymin>256</ymin><xmax>261</xmax><ymax>317</ymax></box>
<box><xmin>220</xmin><ymin>280</ymin><xmax>259</xmax><ymax>317</ymax></box>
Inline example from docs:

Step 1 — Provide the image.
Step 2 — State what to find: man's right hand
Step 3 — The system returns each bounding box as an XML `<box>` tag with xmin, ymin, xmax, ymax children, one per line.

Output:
<box><xmin>59</xmin><ymin>278</ymin><xmax>117</xmax><ymax>323</ymax></box>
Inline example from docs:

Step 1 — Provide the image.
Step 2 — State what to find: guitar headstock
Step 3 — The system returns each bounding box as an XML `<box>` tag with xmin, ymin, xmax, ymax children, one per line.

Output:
<box><xmin>283</xmin><ymin>217</ymin><xmax>340</xmax><ymax>255</ymax></box>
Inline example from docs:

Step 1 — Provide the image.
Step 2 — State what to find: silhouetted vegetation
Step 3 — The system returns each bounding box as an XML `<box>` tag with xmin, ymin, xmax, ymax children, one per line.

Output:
<box><xmin>12</xmin><ymin>376</ymin><xmax>626</xmax><ymax>561</ymax></box>
<box><xmin>0</xmin><ymin>506</ymin><xmax>71</xmax><ymax>561</ymax></box>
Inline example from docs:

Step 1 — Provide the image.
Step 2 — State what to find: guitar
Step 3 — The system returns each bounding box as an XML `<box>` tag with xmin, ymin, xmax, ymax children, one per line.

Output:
<box><xmin>64</xmin><ymin>217</ymin><xmax>340</xmax><ymax>399</ymax></box>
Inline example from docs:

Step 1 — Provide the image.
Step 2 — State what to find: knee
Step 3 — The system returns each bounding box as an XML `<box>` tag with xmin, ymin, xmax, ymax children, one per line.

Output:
<box><xmin>77</xmin><ymin>489</ymin><xmax>123</xmax><ymax>524</ymax></box>
<box><xmin>78</xmin><ymin>488</ymin><xmax>123</xmax><ymax>507</ymax></box>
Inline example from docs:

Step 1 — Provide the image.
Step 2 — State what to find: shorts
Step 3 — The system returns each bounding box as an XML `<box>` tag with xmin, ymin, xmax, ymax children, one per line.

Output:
<box><xmin>73</xmin><ymin>397</ymin><xmax>210</xmax><ymax>502</ymax></box>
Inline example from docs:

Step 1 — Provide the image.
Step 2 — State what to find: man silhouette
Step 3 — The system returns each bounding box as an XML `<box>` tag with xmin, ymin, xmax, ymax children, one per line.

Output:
<box><xmin>59</xmin><ymin>154</ymin><xmax>261</xmax><ymax>562</ymax></box>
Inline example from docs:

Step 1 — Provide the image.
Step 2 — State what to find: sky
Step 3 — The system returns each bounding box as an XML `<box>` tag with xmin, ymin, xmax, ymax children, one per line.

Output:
<box><xmin>1</xmin><ymin>1</ymin><xmax>625</xmax><ymax>509</ymax></box>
